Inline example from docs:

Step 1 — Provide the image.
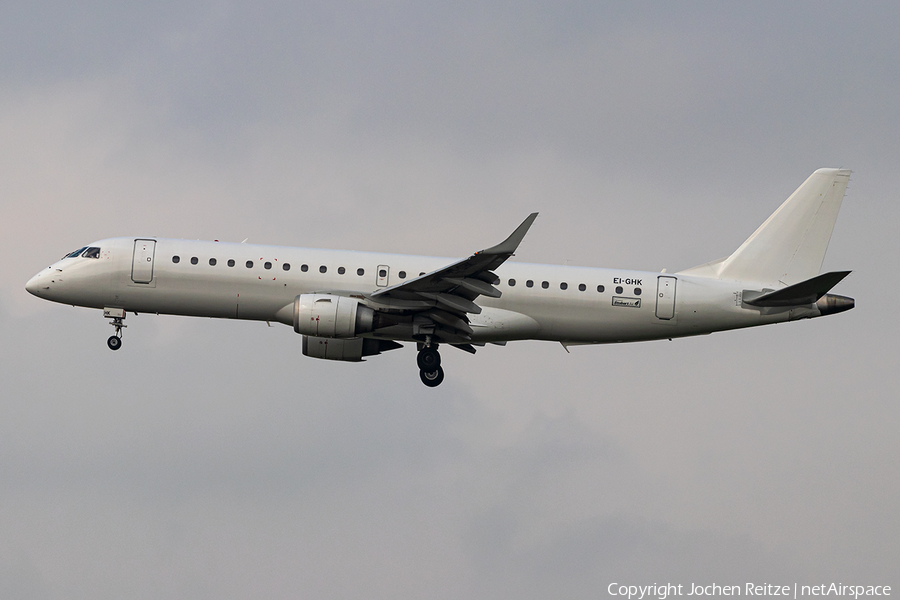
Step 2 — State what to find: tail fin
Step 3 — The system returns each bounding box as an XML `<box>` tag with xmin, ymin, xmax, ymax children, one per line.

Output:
<box><xmin>679</xmin><ymin>168</ymin><xmax>851</xmax><ymax>286</ymax></box>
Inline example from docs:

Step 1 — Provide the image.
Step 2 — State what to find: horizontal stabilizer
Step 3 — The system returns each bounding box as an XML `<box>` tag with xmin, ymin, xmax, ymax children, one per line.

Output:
<box><xmin>744</xmin><ymin>271</ymin><xmax>851</xmax><ymax>307</ymax></box>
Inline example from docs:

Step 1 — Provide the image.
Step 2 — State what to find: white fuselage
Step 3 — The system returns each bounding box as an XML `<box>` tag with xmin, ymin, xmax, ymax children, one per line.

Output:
<box><xmin>25</xmin><ymin>236</ymin><xmax>821</xmax><ymax>345</ymax></box>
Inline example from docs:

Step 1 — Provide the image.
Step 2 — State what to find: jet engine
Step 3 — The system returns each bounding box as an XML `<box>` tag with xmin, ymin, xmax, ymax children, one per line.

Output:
<box><xmin>293</xmin><ymin>294</ymin><xmax>374</xmax><ymax>338</ymax></box>
<box><xmin>302</xmin><ymin>335</ymin><xmax>402</xmax><ymax>361</ymax></box>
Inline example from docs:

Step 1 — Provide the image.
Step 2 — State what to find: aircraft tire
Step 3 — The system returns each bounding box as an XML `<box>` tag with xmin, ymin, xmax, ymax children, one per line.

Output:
<box><xmin>107</xmin><ymin>336</ymin><xmax>122</xmax><ymax>351</ymax></box>
<box><xmin>417</xmin><ymin>348</ymin><xmax>441</xmax><ymax>370</ymax></box>
<box><xmin>419</xmin><ymin>366</ymin><xmax>444</xmax><ymax>387</ymax></box>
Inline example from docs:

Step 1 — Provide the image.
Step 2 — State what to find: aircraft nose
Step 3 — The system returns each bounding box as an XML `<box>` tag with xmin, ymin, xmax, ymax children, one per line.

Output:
<box><xmin>25</xmin><ymin>269</ymin><xmax>49</xmax><ymax>297</ymax></box>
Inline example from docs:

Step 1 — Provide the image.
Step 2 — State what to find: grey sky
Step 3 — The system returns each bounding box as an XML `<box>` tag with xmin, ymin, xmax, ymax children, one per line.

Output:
<box><xmin>2</xmin><ymin>2</ymin><xmax>898</xmax><ymax>598</ymax></box>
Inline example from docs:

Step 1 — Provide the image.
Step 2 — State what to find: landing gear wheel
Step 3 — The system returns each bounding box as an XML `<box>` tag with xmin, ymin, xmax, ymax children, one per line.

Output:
<box><xmin>106</xmin><ymin>313</ymin><xmax>127</xmax><ymax>350</ymax></box>
<box><xmin>419</xmin><ymin>366</ymin><xmax>445</xmax><ymax>387</ymax></box>
<box><xmin>417</xmin><ymin>348</ymin><xmax>441</xmax><ymax>370</ymax></box>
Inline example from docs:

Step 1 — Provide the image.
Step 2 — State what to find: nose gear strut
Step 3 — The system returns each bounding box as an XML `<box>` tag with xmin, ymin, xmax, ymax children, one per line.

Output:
<box><xmin>103</xmin><ymin>308</ymin><xmax>127</xmax><ymax>351</ymax></box>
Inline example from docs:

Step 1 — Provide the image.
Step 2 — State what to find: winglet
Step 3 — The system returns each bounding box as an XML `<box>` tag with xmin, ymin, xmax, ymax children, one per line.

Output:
<box><xmin>480</xmin><ymin>213</ymin><xmax>539</xmax><ymax>256</ymax></box>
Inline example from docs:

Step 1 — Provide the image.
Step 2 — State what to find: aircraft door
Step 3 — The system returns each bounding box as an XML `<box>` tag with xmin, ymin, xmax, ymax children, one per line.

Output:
<box><xmin>656</xmin><ymin>276</ymin><xmax>677</xmax><ymax>320</ymax></box>
<box><xmin>132</xmin><ymin>239</ymin><xmax>157</xmax><ymax>284</ymax></box>
<box><xmin>376</xmin><ymin>264</ymin><xmax>390</xmax><ymax>287</ymax></box>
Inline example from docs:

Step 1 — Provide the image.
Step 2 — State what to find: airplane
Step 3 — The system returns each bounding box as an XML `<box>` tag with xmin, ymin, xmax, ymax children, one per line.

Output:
<box><xmin>26</xmin><ymin>168</ymin><xmax>855</xmax><ymax>387</ymax></box>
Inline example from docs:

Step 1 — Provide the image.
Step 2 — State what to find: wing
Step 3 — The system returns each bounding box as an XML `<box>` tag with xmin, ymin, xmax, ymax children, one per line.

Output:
<box><xmin>366</xmin><ymin>213</ymin><xmax>538</xmax><ymax>350</ymax></box>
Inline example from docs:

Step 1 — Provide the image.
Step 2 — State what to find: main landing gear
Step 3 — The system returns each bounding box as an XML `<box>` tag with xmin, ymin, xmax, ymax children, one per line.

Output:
<box><xmin>104</xmin><ymin>308</ymin><xmax>126</xmax><ymax>351</ymax></box>
<box><xmin>417</xmin><ymin>343</ymin><xmax>444</xmax><ymax>387</ymax></box>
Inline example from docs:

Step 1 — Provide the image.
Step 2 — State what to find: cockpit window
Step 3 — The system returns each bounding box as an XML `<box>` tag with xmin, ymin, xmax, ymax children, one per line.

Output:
<box><xmin>82</xmin><ymin>247</ymin><xmax>100</xmax><ymax>259</ymax></box>
<box><xmin>64</xmin><ymin>247</ymin><xmax>87</xmax><ymax>259</ymax></box>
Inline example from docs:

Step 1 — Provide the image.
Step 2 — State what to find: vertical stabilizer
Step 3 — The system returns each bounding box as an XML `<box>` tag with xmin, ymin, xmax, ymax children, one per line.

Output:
<box><xmin>684</xmin><ymin>168</ymin><xmax>850</xmax><ymax>286</ymax></box>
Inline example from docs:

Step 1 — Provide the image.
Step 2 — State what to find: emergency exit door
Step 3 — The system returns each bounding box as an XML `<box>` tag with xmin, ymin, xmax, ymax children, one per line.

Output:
<box><xmin>132</xmin><ymin>239</ymin><xmax>156</xmax><ymax>283</ymax></box>
<box><xmin>656</xmin><ymin>276</ymin><xmax>677</xmax><ymax>320</ymax></box>
<box><xmin>376</xmin><ymin>264</ymin><xmax>390</xmax><ymax>287</ymax></box>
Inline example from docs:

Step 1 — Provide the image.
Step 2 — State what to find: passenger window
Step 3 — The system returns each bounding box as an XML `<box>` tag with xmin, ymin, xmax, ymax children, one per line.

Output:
<box><xmin>398</xmin><ymin>271</ymin><xmax>406</xmax><ymax>279</ymax></box>
<box><xmin>338</xmin><ymin>267</ymin><xmax>346</xmax><ymax>275</ymax></box>
<box><xmin>172</xmin><ymin>256</ymin><xmax>181</xmax><ymax>264</ymax></box>
<box><xmin>227</xmin><ymin>259</ymin><xmax>235</xmax><ymax>267</ymax></box>
<box><xmin>508</xmin><ymin>279</ymin><xmax>516</xmax><ymax>287</ymax></box>
<box><xmin>419</xmin><ymin>272</ymin><xmax>425</xmax><ymax>276</ymax></box>
<box><xmin>526</xmin><ymin>280</ymin><xmax>534</xmax><ymax>288</ymax></box>
<box><xmin>616</xmin><ymin>286</ymin><xmax>623</xmax><ymax>294</ymax></box>
<box><xmin>578</xmin><ymin>283</ymin><xmax>586</xmax><ymax>291</ymax></box>
<box><xmin>542</xmin><ymin>281</ymin><xmax>549</xmax><ymax>289</ymax></box>
<box><xmin>283</xmin><ymin>263</ymin><xmax>291</xmax><ymax>271</ymax></box>
<box><xmin>191</xmin><ymin>257</ymin><xmax>198</xmax><ymax>265</ymax></box>
<box><xmin>301</xmin><ymin>264</ymin><xmax>309</xmax><ymax>272</ymax></box>
<box><xmin>357</xmin><ymin>268</ymin><xmax>364</xmax><ymax>276</ymax></box>
<box><xmin>209</xmin><ymin>258</ymin><xmax>217</xmax><ymax>266</ymax></box>
<box><xmin>379</xmin><ymin>269</ymin><xmax>387</xmax><ymax>277</ymax></box>
<box><xmin>83</xmin><ymin>247</ymin><xmax>100</xmax><ymax>259</ymax></box>
<box><xmin>246</xmin><ymin>261</ymin><xmax>254</xmax><ymax>268</ymax></box>
<box><xmin>264</xmin><ymin>262</ymin><xmax>272</xmax><ymax>270</ymax></box>
<box><xmin>560</xmin><ymin>282</ymin><xmax>568</xmax><ymax>290</ymax></box>
<box><xmin>634</xmin><ymin>288</ymin><xmax>642</xmax><ymax>296</ymax></box>
<box><xmin>319</xmin><ymin>266</ymin><xmax>327</xmax><ymax>273</ymax></box>
<box><xmin>597</xmin><ymin>285</ymin><xmax>605</xmax><ymax>293</ymax></box>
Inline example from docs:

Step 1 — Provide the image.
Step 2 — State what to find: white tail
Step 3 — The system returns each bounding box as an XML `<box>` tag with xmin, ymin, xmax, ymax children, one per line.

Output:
<box><xmin>680</xmin><ymin>168</ymin><xmax>851</xmax><ymax>286</ymax></box>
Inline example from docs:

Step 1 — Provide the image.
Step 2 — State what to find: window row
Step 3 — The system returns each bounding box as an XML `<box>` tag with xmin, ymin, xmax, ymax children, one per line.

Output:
<box><xmin>170</xmin><ymin>256</ymin><xmax>426</xmax><ymax>279</ymax></box>
<box><xmin>168</xmin><ymin>255</ymin><xmax>639</xmax><ymax>295</ymax></box>
<box><xmin>506</xmin><ymin>279</ymin><xmax>641</xmax><ymax>296</ymax></box>
<box><xmin>172</xmin><ymin>255</ymin><xmax>294</xmax><ymax>270</ymax></box>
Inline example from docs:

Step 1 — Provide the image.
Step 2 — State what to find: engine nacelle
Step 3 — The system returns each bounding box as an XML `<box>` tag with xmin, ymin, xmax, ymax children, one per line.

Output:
<box><xmin>293</xmin><ymin>294</ymin><xmax>374</xmax><ymax>338</ymax></box>
<box><xmin>302</xmin><ymin>336</ymin><xmax>366</xmax><ymax>361</ymax></box>
<box><xmin>302</xmin><ymin>336</ymin><xmax>404</xmax><ymax>362</ymax></box>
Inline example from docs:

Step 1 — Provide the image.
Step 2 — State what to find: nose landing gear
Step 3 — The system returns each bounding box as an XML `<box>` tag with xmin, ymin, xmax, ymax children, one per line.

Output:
<box><xmin>104</xmin><ymin>307</ymin><xmax>126</xmax><ymax>351</ymax></box>
<box><xmin>417</xmin><ymin>343</ymin><xmax>444</xmax><ymax>387</ymax></box>
<box><xmin>107</xmin><ymin>333</ymin><xmax>122</xmax><ymax>350</ymax></box>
